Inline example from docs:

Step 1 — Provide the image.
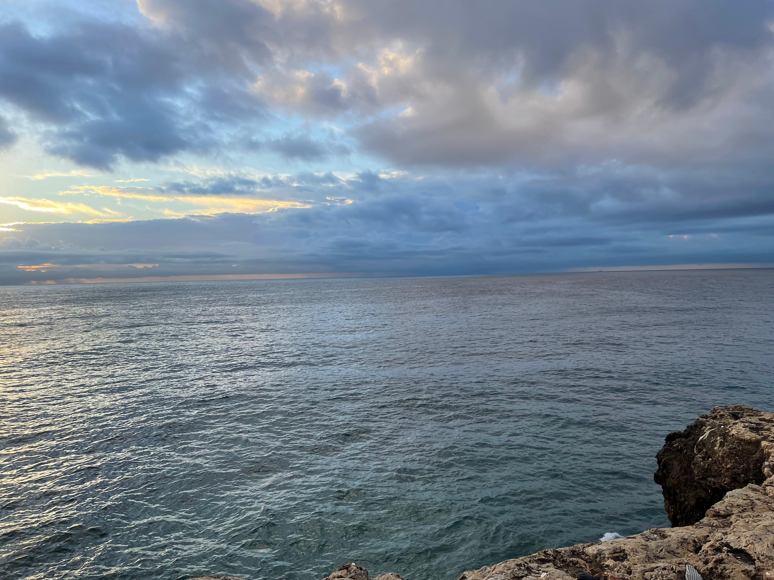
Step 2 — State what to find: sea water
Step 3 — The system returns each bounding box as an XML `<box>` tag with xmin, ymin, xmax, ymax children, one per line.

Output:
<box><xmin>1</xmin><ymin>270</ymin><xmax>772</xmax><ymax>580</ymax></box>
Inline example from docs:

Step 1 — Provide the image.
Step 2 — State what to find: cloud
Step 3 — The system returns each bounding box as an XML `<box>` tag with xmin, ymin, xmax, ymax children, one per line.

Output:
<box><xmin>3</xmin><ymin>162</ymin><xmax>773</xmax><ymax>284</ymax></box>
<box><xmin>137</xmin><ymin>0</ymin><xmax>275</xmax><ymax>68</ymax></box>
<box><xmin>46</xmin><ymin>101</ymin><xmax>193</xmax><ymax>169</ymax></box>
<box><xmin>0</xmin><ymin>114</ymin><xmax>17</xmax><ymax>150</ymax></box>
<box><xmin>267</xmin><ymin>134</ymin><xmax>330</xmax><ymax>160</ymax></box>
<box><xmin>163</xmin><ymin>176</ymin><xmax>263</xmax><ymax>196</ymax></box>
<box><xmin>0</xmin><ymin>196</ymin><xmax>118</xmax><ymax>217</ymax></box>
<box><xmin>4</xmin><ymin>0</ymin><xmax>774</xmax><ymax>170</ymax></box>
<box><xmin>248</xmin><ymin>133</ymin><xmax>351</xmax><ymax>160</ymax></box>
<box><xmin>0</xmin><ymin>22</ymin><xmax>192</xmax><ymax>168</ymax></box>
<box><xmin>0</xmin><ymin>17</ymin><xmax>265</xmax><ymax>169</ymax></box>
<box><xmin>253</xmin><ymin>70</ymin><xmax>352</xmax><ymax>115</ymax></box>
<box><xmin>59</xmin><ymin>185</ymin><xmax>312</xmax><ymax>215</ymax></box>
<box><xmin>160</xmin><ymin>170</ymin><xmax>351</xmax><ymax>199</ymax></box>
<box><xmin>136</xmin><ymin>0</ymin><xmax>774</xmax><ymax>171</ymax></box>
<box><xmin>354</xmin><ymin>44</ymin><xmax>774</xmax><ymax>168</ymax></box>
<box><xmin>27</xmin><ymin>169</ymin><xmax>94</xmax><ymax>180</ymax></box>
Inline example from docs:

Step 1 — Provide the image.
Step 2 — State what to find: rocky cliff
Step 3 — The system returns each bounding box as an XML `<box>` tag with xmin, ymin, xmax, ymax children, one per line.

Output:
<box><xmin>654</xmin><ymin>405</ymin><xmax>772</xmax><ymax>528</ymax></box>
<box><xmin>453</xmin><ymin>406</ymin><xmax>774</xmax><ymax>580</ymax></box>
<box><xmin>193</xmin><ymin>405</ymin><xmax>774</xmax><ymax>580</ymax></box>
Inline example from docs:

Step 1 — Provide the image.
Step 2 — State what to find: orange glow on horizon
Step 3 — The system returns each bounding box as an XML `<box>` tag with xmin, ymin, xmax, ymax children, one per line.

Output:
<box><xmin>18</xmin><ymin>263</ymin><xmax>57</xmax><ymax>272</ymax></box>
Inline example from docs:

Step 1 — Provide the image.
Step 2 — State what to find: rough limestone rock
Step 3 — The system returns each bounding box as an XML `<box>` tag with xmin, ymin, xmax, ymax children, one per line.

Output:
<box><xmin>321</xmin><ymin>564</ymin><xmax>405</xmax><ymax>580</ymax></box>
<box><xmin>654</xmin><ymin>405</ymin><xmax>773</xmax><ymax>527</ymax></box>
<box><xmin>190</xmin><ymin>577</ymin><xmax>248</xmax><ymax>580</ymax></box>
<box><xmin>324</xmin><ymin>564</ymin><xmax>370</xmax><ymax>580</ymax></box>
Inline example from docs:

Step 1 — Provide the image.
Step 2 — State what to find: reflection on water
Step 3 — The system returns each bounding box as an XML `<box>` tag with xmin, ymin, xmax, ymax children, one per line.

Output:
<box><xmin>1</xmin><ymin>271</ymin><xmax>772</xmax><ymax>580</ymax></box>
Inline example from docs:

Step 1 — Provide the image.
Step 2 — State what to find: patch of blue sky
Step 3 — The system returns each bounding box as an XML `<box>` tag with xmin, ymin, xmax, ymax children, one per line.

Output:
<box><xmin>2</xmin><ymin>0</ymin><xmax>145</xmax><ymax>35</ymax></box>
<box><xmin>303</xmin><ymin>61</ymin><xmax>349</xmax><ymax>80</ymax></box>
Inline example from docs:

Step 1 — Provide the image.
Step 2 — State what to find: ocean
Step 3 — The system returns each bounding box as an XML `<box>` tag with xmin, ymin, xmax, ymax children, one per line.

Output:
<box><xmin>1</xmin><ymin>270</ymin><xmax>772</xmax><ymax>580</ymax></box>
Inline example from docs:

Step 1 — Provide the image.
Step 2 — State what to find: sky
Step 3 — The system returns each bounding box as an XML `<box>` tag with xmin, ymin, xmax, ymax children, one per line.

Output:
<box><xmin>1</xmin><ymin>0</ymin><xmax>774</xmax><ymax>284</ymax></box>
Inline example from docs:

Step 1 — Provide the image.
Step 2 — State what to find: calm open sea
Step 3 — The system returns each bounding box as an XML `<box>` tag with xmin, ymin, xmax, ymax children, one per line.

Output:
<box><xmin>1</xmin><ymin>270</ymin><xmax>773</xmax><ymax>580</ymax></box>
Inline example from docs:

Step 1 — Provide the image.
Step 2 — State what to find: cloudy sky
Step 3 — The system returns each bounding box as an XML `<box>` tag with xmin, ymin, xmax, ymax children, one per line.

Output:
<box><xmin>1</xmin><ymin>0</ymin><xmax>773</xmax><ymax>284</ymax></box>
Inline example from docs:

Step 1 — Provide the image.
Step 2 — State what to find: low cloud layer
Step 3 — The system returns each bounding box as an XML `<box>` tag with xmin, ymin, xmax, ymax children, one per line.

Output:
<box><xmin>2</xmin><ymin>169</ymin><xmax>773</xmax><ymax>284</ymax></box>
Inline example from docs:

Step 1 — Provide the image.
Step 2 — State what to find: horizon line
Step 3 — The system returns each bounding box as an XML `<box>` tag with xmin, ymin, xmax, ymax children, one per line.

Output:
<box><xmin>14</xmin><ymin>262</ymin><xmax>774</xmax><ymax>286</ymax></box>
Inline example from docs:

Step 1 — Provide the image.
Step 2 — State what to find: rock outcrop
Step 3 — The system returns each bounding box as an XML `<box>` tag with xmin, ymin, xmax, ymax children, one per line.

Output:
<box><xmin>196</xmin><ymin>406</ymin><xmax>774</xmax><ymax>580</ymax></box>
<box><xmin>324</xmin><ymin>563</ymin><xmax>405</xmax><ymax>580</ymax></box>
<box><xmin>458</xmin><ymin>406</ymin><xmax>774</xmax><ymax>580</ymax></box>
<box><xmin>190</xmin><ymin>564</ymin><xmax>403</xmax><ymax>580</ymax></box>
<box><xmin>191</xmin><ymin>576</ymin><xmax>247</xmax><ymax>580</ymax></box>
<box><xmin>191</xmin><ymin>577</ymin><xmax>247</xmax><ymax>580</ymax></box>
<box><xmin>654</xmin><ymin>405</ymin><xmax>773</xmax><ymax>527</ymax></box>
<box><xmin>453</xmin><ymin>406</ymin><xmax>774</xmax><ymax>580</ymax></box>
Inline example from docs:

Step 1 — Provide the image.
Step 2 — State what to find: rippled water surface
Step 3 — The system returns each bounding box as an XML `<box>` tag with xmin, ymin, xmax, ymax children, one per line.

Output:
<box><xmin>2</xmin><ymin>271</ymin><xmax>773</xmax><ymax>580</ymax></box>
